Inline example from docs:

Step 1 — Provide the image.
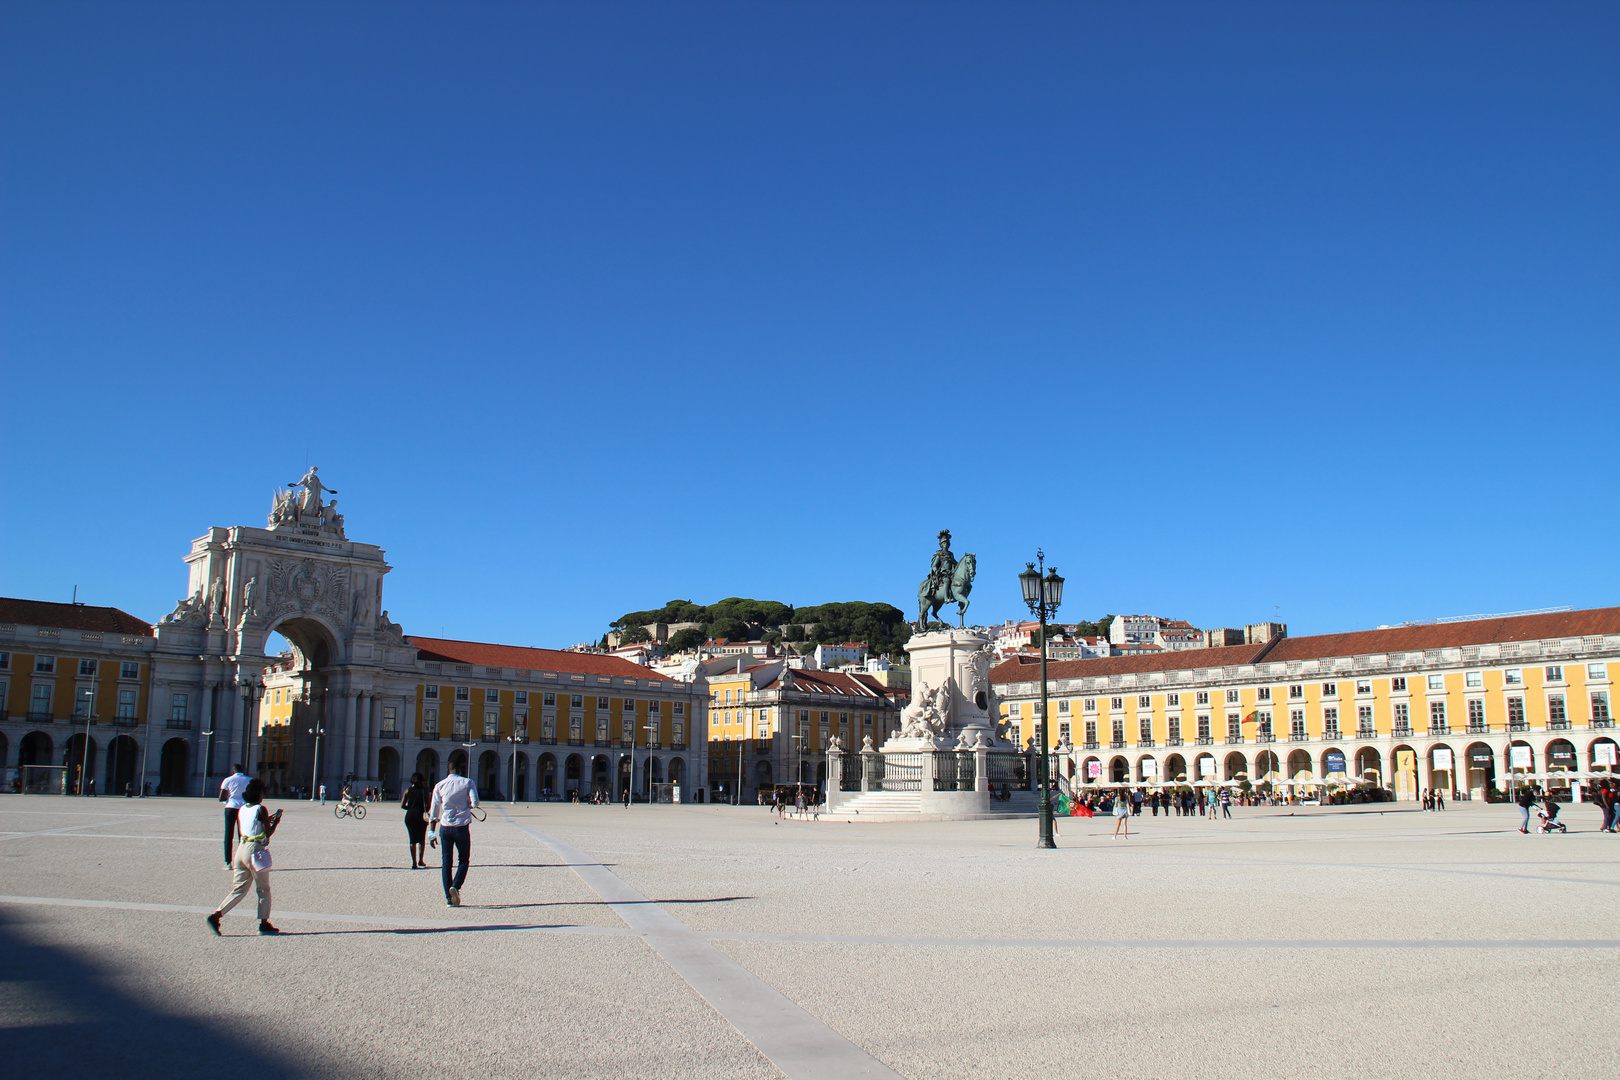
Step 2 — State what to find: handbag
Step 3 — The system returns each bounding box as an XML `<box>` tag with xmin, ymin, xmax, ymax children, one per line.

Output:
<box><xmin>249</xmin><ymin>846</ymin><xmax>273</xmax><ymax>872</ymax></box>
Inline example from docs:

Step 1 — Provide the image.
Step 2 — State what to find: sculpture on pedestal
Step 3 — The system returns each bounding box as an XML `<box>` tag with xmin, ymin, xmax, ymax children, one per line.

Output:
<box><xmin>268</xmin><ymin>466</ymin><xmax>347</xmax><ymax>538</ymax></box>
<box><xmin>899</xmin><ymin>680</ymin><xmax>952</xmax><ymax>741</ymax></box>
<box><xmin>917</xmin><ymin>529</ymin><xmax>977</xmax><ymax>626</ymax></box>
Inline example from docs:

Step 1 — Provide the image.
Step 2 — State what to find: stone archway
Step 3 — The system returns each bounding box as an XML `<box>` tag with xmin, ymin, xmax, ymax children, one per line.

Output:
<box><xmin>512</xmin><ymin>751</ymin><xmax>529</xmax><ymax>801</ymax></box>
<box><xmin>64</xmin><ymin>733</ymin><xmax>97</xmax><ymax>794</ymax></box>
<box><xmin>538</xmin><ymin>752</ymin><xmax>557</xmax><ymax>797</ymax></box>
<box><xmin>564</xmin><ymin>753</ymin><xmax>582</xmax><ymax>795</ymax></box>
<box><xmin>159</xmin><ymin>737</ymin><xmax>188</xmax><ymax>795</ymax></box>
<box><xmin>1224</xmin><ymin>751</ymin><xmax>1249</xmax><ymax>782</ymax></box>
<box><xmin>1109</xmin><ymin>755</ymin><xmax>1129</xmax><ymax>783</ymax></box>
<box><xmin>414</xmin><ymin>747</ymin><xmax>439</xmax><ymax>787</ymax></box>
<box><xmin>1287</xmin><ymin>748</ymin><xmax>1312</xmax><ymax>780</ymax></box>
<box><xmin>1588</xmin><ymin>736</ymin><xmax>1618</xmax><ymax>772</ymax></box>
<box><xmin>20</xmin><ymin>731</ymin><xmax>54</xmax><ymax>791</ymax></box>
<box><xmin>106</xmin><ymin>735</ymin><xmax>139</xmax><ymax>796</ymax></box>
<box><xmin>1164</xmin><ymin>753</ymin><xmax>1188</xmax><ymax>783</ymax></box>
<box><xmin>1465</xmin><ymin>741</ymin><xmax>1496</xmax><ymax>797</ymax></box>
<box><xmin>478</xmin><ymin>750</ymin><xmax>500</xmax><ymax>799</ymax></box>
<box><xmin>377</xmin><ymin>745</ymin><xmax>401</xmax><ymax>796</ymax></box>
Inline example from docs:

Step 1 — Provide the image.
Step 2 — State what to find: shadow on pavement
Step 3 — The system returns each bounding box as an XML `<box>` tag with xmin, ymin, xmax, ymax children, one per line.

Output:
<box><xmin>473</xmin><ymin>896</ymin><xmax>753</xmax><ymax>910</ymax></box>
<box><xmin>0</xmin><ymin>910</ymin><xmax>302</xmax><ymax>1078</ymax></box>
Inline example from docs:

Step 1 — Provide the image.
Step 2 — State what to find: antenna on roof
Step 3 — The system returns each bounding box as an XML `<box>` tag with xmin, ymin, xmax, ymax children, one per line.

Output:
<box><xmin>73</xmin><ymin>585</ymin><xmax>78</xmax><ymax>605</ymax></box>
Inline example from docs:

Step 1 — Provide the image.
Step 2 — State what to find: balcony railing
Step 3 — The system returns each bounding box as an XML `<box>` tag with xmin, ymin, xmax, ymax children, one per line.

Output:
<box><xmin>1548</xmin><ymin>719</ymin><xmax>1571</xmax><ymax>731</ymax></box>
<box><xmin>1393</xmin><ymin>725</ymin><xmax>1412</xmax><ymax>738</ymax></box>
<box><xmin>1357</xmin><ymin>728</ymin><xmax>1375</xmax><ymax>739</ymax></box>
<box><xmin>1290</xmin><ymin>733</ymin><xmax>1306</xmax><ymax>742</ymax></box>
<box><xmin>167</xmin><ymin>719</ymin><xmax>191</xmax><ymax>730</ymax></box>
<box><xmin>379</xmin><ymin>729</ymin><xmax>400</xmax><ymax>740</ymax></box>
<box><xmin>1507</xmin><ymin>720</ymin><xmax>1528</xmax><ymax>732</ymax></box>
<box><xmin>28</xmin><ymin>711</ymin><xmax>55</xmax><ymax>723</ymax></box>
<box><xmin>1429</xmin><ymin>724</ymin><xmax>1450</xmax><ymax>736</ymax></box>
<box><xmin>1256</xmin><ymin>733</ymin><xmax>1275</xmax><ymax>743</ymax></box>
<box><xmin>1165</xmin><ymin>737</ymin><xmax>1182</xmax><ymax>747</ymax></box>
<box><xmin>1466</xmin><ymin>722</ymin><xmax>1490</xmax><ymax>734</ymax></box>
<box><xmin>1226</xmin><ymin>735</ymin><xmax>1245</xmax><ymax>745</ymax></box>
<box><xmin>1138</xmin><ymin>738</ymin><xmax>1156</xmax><ymax>748</ymax></box>
<box><xmin>1593</xmin><ymin>718</ymin><xmax>1615</xmax><ymax>730</ymax></box>
<box><xmin>420</xmin><ymin>731</ymin><xmax>440</xmax><ymax>741</ymax></box>
<box><xmin>1196</xmin><ymin>735</ymin><xmax>1213</xmax><ymax>745</ymax></box>
<box><xmin>1082</xmin><ymin>741</ymin><xmax>1100</xmax><ymax>750</ymax></box>
<box><xmin>113</xmin><ymin>717</ymin><xmax>138</xmax><ymax>728</ymax></box>
<box><xmin>1109</xmin><ymin>739</ymin><xmax>1126</xmax><ymax>749</ymax></box>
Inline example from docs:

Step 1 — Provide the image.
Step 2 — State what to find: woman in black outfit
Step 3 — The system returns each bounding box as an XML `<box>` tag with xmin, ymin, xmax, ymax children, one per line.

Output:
<box><xmin>401</xmin><ymin>772</ymin><xmax>429</xmax><ymax>868</ymax></box>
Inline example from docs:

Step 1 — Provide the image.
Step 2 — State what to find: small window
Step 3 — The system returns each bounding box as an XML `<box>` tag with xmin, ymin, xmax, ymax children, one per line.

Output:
<box><xmin>1429</xmin><ymin>700</ymin><xmax>1446</xmax><ymax>725</ymax></box>
<box><xmin>1289</xmin><ymin>684</ymin><xmax>1303</xmax><ymax>699</ymax></box>
<box><xmin>1321</xmin><ymin>683</ymin><xmax>1337</xmax><ymax>697</ymax></box>
<box><xmin>1390</xmin><ymin>677</ymin><xmax>1407</xmax><ymax>692</ymax></box>
<box><xmin>515</xmin><ymin>691</ymin><xmax>528</xmax><ymax>705</ymax></box>
<box><xmin>1225</xmin><ymin>689</ymin><xmax>1239</xmax><ymax>704</ymax></box>
<box><xmin>425</xmin><ymin>685</ymin><xmax>439</xmax><ymax>699</ymax></box>
<box><xmin>170</xmin><ymin>693</ymin><xmax>188</xmax><ymax>723</ymax></box>
<box><xmin>1059</xmin><ymin>721</ymin><xmax>1071</xmax><ymax>742</ymax></box>
<box><xmin>1503</xmin><ymin>670</ymin><xmax>1522</xmax><ymax>686</ymax></box>
<box><xmin>1426</xmin><ymin>675</ymin><xmax>1444</xmax><ymax>691</ymax></box>
<box><xmin>1545</xmin><ymin>666</ymin><xmax>1563</xmax><ymax>682</ymax></box>
<box><xmin>1355</xmin><ymin>681</ymin><xmax>1370</xmax><ymax>695</ymax></box>
<box><xmin>1289</xmin><ymin>709</ymin><xmax>1305</xmax><ymax>739</ymax></box>
<box><xmin>1138</xmin><ymin>695</ymin><xmax>1150</xmax><ymax>709</ymax></box>
<box><xmin>486</xmin><ymin>689</ymin><xmax>501</xmax><ymax>703</ymax></box>
<box><xmin>79</xmin><ymin>659</ymin><xmax>98</xmax><ymax>677</ymax></box>
<box><xmin>1257</xmin><ymin>687</ymin><xmax>1271</xmax><ymax>701</ymax></box>
<box><xmin>455</xmin><ymin>686</ymin><xmax>469</xmax><ymax>701</ymax></box>
<box><xmin>1195</xmin><ymin>691</ymin><xmax>1209</xmax><ymax>706</ymax></box>
<box><xmin>1548</xmin><ymin>695</ymin><xmax>1566</xmax><ymax>723</ymax></box>
<box><xmin>570</xmin><ymin>695</ymin><xmax>583</xmax><ymax>708</ymax></box>
<box><xmin>1166</xmin><ymin>693</ymin><xmax>1179</xmax><ymax>707</ymax></box>
<box><xmin>674</xmin><ymin>702</ymin><xmax>684</xmax><ymax>715</ymax></box>
<box><xmin>36</xmin><ymin>656</ymin><xmax>55</xmax><ymax>674</ymax></box>
<box><xmin>603</xmin><ymin>697</ymin><xmax>616</xmax><ymax>710</ymax></box>
<box><xmin>1507</xmin><ymin>696</ymin><xmax>1525</xmax><ymax>726</ymax></box>
<box><xmin>1460</xmin><ymin>671</ymin><xmax>1481</xmax><ymax>688</ymax></box>
<box><xmin>1083</xmin><ymin>698</ymin><xmax>1096</xmax><ymax>712</ymax></box>
<box><xmin>1058</xmin><ymin>699</ymin><xmax>1070</xmax><ymax>714</ymax></box>
<box><xmin>1587</xmin><ymin>663</ymin><xmax>1606</xmax><ymax>681</ymax></box>
<box><xmin>120</xmin><ymin>662</ymin><xmax>139</xmax><ymax>680</ymax></box>
<box><xmin>543</xmin><ymin>693</ymin><xmax>555</xmax><ymax>706</ymax></box>
<box><xmin>0</xmin><ymin>652</ymin><xmax>8</xmax><ymax>669</ymax></box>
<box><xmin>116</xmin><ymin>689</ymin><xmax>137</xmax><ymax>720</ymax></box>
<box><xmin>1393</xmin><ymin>702</ymin><xmax>1409</xmax><ymax>728</ymax></box>
<box><xmin>650</xmin><ymin>700</ymin><xmax>661</xmax><ymax>714</ymax></box>
<box><xmin>1593</xmin><ymin>692</ymin><xmax>1611</xmax><ymax>721</ymax></box>
<box><xmin>1110</xmin><ymin>697</ymin><xmax>1123</xmax><ymax>710</ymax></box>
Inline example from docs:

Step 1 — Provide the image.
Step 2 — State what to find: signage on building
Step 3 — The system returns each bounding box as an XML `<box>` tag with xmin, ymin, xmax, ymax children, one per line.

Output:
<box><xmin>1325</xmin><ymin>751</ymin><xmax>1346</xmax><ymax>774</ymax></box>
<box><xmin>1087</xmin><ymin>761</ymin><xmax>1101</xmax><ymax>778</ymax></box>
<box><xmin>1470</xmin><ymin>748</ymin><xmax>1495</xmax><ymax>766</ymax></box>
<box><xmin>1510</xmin><ymin>746</ymin><xmax>1532</xmax><ymax>769</ymax></box>
<box><xmin>1433</xmin><ymin>749</ymin><xmax>1453</xmax><ymax>770</ymax></box>
<box><xmin>1549</xmin><ymin>745</ymin><xmax>1577</xmax><ymax>767</ymax></box>
<box><xmin>1199</xmin><ymin>755</ymin><xmax>1216</xmax><ymax>777</ymax></box>
<box><xmin>1597</xmin><ymin>743</ymin><xmax>1618</xmax><ymax>766</ymax></box>
<box><xmin>1141</xmin><ymin>759</ymin><xmax>1158</xmax><ymax>776</ymax></box>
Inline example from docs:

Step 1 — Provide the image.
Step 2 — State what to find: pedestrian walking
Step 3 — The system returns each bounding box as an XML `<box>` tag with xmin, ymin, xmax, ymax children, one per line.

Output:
<box><xmin>1515</xmin><ymin>784</ymin><xmax>1534</xmax><ymax>833</ymax></box>
<box><xmin>429</xmin><ymin>759</ymin><xmax>480</xmax><ymax>906</ymax></box>
<box><xmin>205</xmin><ymin>778</ymin><xmax>281</xmax><ymax>936</ymax></box>
<box><xmin>1112</xmin><ymin>788</ymin><xmax>1130</xmax><ymax>838</ymax></box>
<box><xmin>401</xmin><ymin>772</ymin><xmax>429</xmax><ymax>868</ymax></box>
<box><xmin>218</xmin><ymin>764</ymin><xmax>252</xmax><ymax>869</ymax></box>
<box><xmin>1436</xmin><ymin>788</ymin><xmax>1446</xmax><ymax>811</ymax></box>
<box><xmin>1220</xmin><ymin>786</ymin><xmax>1232</xmax><ymax>819</ymax></box>
<box><xmin>318</xmin><ymin>783</ymin><xmax>327</xmax><ymax>805</ymax></box>
<box><xmin>1131</xmin><ymin>789</ymin><xmax>1143</xmax><ymax>816</ymax></box>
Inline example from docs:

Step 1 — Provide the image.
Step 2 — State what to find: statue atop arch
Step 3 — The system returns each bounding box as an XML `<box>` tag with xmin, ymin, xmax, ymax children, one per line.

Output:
<box><xmin>268</xmin><ymin>466</ymin><xmax>346</xmax><ymax>538</ymax></box>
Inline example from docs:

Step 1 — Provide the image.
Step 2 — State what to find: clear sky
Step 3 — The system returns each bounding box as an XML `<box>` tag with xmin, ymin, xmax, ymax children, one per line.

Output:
<box><xmin>3</xmin><ymin>1</ymin><xmax>1617</xmax><ymax>648</ymax></box>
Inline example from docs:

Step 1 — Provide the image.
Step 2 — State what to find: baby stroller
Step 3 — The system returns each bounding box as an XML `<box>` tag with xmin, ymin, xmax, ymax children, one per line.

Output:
<box><xmin>1536</xmin><ymin>803</ymin><xmax>1567</xmax><ymax>834</ymax></box>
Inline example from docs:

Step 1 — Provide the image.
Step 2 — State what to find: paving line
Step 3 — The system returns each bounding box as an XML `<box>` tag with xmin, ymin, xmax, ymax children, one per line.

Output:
<box><xmin>499</xmin><ymin>810</ymin><xmax>906</xmax><ymax>1080</ymax></box>
<box><xmin>3</xmin><ymin>894</ymin><xmax>1615</xmax><ymax>952</ymax></box>
<box><xmin>0</xmin><ymin>818</ymin><xmax>157</xmax><ymax>842</ymax></box>
<box><xmin>0</xmin><ymin>895</ymin><xmax>636</xmax><ymax>936</ymax></box>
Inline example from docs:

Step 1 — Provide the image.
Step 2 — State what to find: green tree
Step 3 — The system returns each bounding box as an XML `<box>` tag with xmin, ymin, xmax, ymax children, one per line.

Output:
<box><xmin>616</xmin><ymin>625</ymin><xmax>651</xmax><ymax>645</ymax></box>
<box><xmin>668</xmin><ymin>627</ymin><xmax>706</xmax><ymax>652</ymax></box>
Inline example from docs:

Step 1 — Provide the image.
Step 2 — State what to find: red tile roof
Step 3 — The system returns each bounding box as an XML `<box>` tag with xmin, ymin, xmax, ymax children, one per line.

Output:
<box><xmin>1266</xmin><ymin>607</ymin><xmax>1620</xmax><ymax>662</ymax></box>
<box><xmin>769</xmin><ymin>667</ymin><xmax>896</xmax><ymax>701</ymax></box>
<box><xmin>409</xmin><ymin>636</ymin><xmax>671</xmax><ymax>681</ymax></box>
<box><xmin>991</xmin><ymin>607</ymin><xmax>1620</xmax><ymax>685</ymax></box>
<box><xmin>0</xmin><ymin>598</ymin><xmax>152</xmax><ymax>636</ymax></box>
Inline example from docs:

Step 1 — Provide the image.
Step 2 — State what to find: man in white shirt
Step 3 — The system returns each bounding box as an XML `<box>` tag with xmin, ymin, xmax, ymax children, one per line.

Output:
<box><xmin>218</xmin><ymin>764</ymin><xmax>252</xmax><ymax>869</ymax></box>
<box><xmin>429</xmin><ymin>760</ymin><xmax>481</xmax><ymax>906</ymax></box>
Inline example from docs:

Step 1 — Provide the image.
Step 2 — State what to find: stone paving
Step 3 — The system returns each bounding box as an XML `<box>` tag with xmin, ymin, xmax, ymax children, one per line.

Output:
<box><xmin>1</xmin><ymin>794</ymin><xmax>1616</xmax><ymax>1078</ymax></box>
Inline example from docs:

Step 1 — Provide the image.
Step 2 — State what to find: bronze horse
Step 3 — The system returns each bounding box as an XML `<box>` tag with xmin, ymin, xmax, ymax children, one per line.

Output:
<box><xmin>918</xmin><ymin>553</ymin><xmax>976</xmax><ymax>627</ymax></box>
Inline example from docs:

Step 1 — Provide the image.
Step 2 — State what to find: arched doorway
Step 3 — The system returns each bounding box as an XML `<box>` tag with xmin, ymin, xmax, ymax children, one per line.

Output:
<box><xmin>1390</xmin><ymin>744</ymin><xmax>1418</xmax><ymax>800</ymax></box>
<box><xmin>1354</xmin><ymin>746</ymin><xmax>1382</xmax><ymax>787</ymax></box>
<box><xmin>1546</xmin><ymin>738</ymin><xmax>1577</xmax><ymax>775</ymax></box>
<box><xmin>668</xmin><ymin>757</ymin><xmax>685</xmax><ymax>794</ymax></box>
<box><xmin>1081</xmin><ymin>755</ymin><xmax>1101</xmax><ymax>783</ymax></box>
<box><xmin>1589</xmin><ymin>736</ymin><xmax>1618</xmax><ymax>773</ymax></box>
<box><xmin>1136</xmin><ymin>755</ymin><xmax>1160</xmax><ymax>784</ymax></box>
<box><xmin>1164</xmin><ymin>753</ymin><xmax>1187</xmax><ymax>783</ymax></box>
<box><xmin>1253</xmin><ymin>750</ymin><xmax>1280</xmax><ymax>783</ymax></box>
<box><xmin>1286</xmin><ymin>748</ymin><xmax>1312</xmax><ymax>779</ymax></box>
<box><xmin>1508</xmin><ymin>739</ymin><xmax>1535</xmax><ymax>785</ymax></box>
<box><xmin>564</xmin><ymin>753</ymin><xmax>582</xmax><ymax>796</ymax></box>
<box><xmin>1465</xmin><ymin>741</ymin><xmax>1496</xmax><ymax>797</ymax></box>
<box><xmin>478</xmin><ymin>750</ymin><xmax>499</xmax><ymax>799</ymax></box>
<box><xmin>377</xmin><ymin>746</ymin><xmax>401</xmax><ymax>796</ymax></box>
<box><xmin>512</xmin><ymin>751</ymin><xmax>528</xmax><ymax>801</ymax></box>
<box><xmin>1109</xmin><ymin>756</ymin><xmax>1128</xmax><ymax>783</ymax></box>
<box><xmin>1428</xmin><ymin>743</ymin><xmax>1456</xmax><ymax>795</ymax></box>
<box><xmin>64</xmin><ymin>733</ymin><xmax>97</xmax><ymax>794</ymax></box>
<box><xmin>538</xmin><ymin>752</ymin><xmax>557</xmax><ymax>797</ymax></box>
<box><xmin>1224</xmin><ymin>751</ymin><xmax>1248</xmax><ymax>782</ymax></box>
<box><xmin>1320</xmin><ymin>746</ymin><xmax>1346</xmax><ymax>777</ymax></box>
<box><xmin>20</xmin><ymin>731</ymin><xmax>54</xmax><ymax>791</ymax></box>
<box><xmin>159</xmin><ymin>738</ymin><xmax>188</xmax><ymax>795</ymax></box>
<box><xmin>591</xmin><ymin>754</ymin><xmax>610</xmax><ymax>797</ymax></box>
<box><xmin>754</xmin><ymin>759</ymin><xmax>772</xmax><ymax>796</ymax></box>
<box><xmin>105</xmin><ymin>735</ymin><xmax>139</xmax><ymax>796</ymax></box>
<box><xmin>414</xmin><ymin>747</ymin><xmax>439</xmax><ymax>787</ymax></box>
<box><xmin>447</xmin><ymin>748</ymin><xmax>469</xmax><ymax>778</ymax></box>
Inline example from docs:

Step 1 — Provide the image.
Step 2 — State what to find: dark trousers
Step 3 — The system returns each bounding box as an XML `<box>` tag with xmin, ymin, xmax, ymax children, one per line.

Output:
<box><xmin>439</xmin><ymin>825</ymin><xmax>471</xmax><ymax>896</ymax></box>
<box><xmin>223</xmin><ymin>807</ymin><xmax>239</xmax><ymax>865</ymax></box>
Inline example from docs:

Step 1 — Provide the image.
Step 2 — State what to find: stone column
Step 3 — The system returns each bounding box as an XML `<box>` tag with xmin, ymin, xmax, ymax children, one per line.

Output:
<box><xmin>1420</xmin><ymin>746</ymin><xmax>1434</xmax><ymax>802</ymax></box>
<box><xmin>860</xmin><ymin>746</ymin><xmax>878</xmax><ymax>792</ymax></box>
<box><xmin>341</xmin><ymin>690</ymin><xmax>358</xmax><ymax>784</ymax></box>
<box><xmin>197</xmin><ymin>682</ymin><xmax>217</xmax><ymax>782</ymax></box>
<box><xmin>973</xmin><ymin>743</ymin><xmax>990</xmax><ymax>793</ymax></box>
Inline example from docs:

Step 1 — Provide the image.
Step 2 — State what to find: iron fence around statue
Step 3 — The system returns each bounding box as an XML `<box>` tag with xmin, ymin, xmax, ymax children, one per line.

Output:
<box><xmin>934</xmin><ymin>751</ymin><xmax>976</xmax><ymax>791</ymax></box>
<box><xmin>838</xmin><ymin>753</ymin><xmax>862</xmax><ymax>791</ymax></box>
<box><xmin>878</xmin><ymin>752</ymin><xmax>923</xmax><ymax>791</ymax></box>
<box><xmin>985</xmin><ymin>752</ymin><xmax>1031</xmax><ymax>791</ymax></box>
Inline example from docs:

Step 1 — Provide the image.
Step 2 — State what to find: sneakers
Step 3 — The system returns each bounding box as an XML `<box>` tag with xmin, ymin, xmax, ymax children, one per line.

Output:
<box><xmin>205</xmin><ymin>912</ymin><xmax>222</xmax><ymax>936</ymax></box>
<box><xmin>258</xmin><ymin>921</ymin><xmax>281</xmax><ymax>935</ymax></box>
<box><xmin>1519</xmin><ymin>828</ymin><xmax>1529</xmax><ymax>834</ymax></box>
<box><xmin>447</xmin><ymin>887</ymin><xmax>461</xmax><ymax>907</ymax></box>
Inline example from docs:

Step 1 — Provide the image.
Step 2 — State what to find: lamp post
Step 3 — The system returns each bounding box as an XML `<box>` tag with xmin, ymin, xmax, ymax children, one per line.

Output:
<box><xmin>201</xmin><ymin>722</ymin><xmax>216</xmax><ymax>801</ymax></box>
<box><xmin>79</xmin><ymin>687</ymin><xmax>94</xmax><ymax>796</ymax></box>
<box><xmin>1018</xmin><ymin>550</ymin><xmax>1065</xmax><ymax>850</ymax></box>
<box><xmin>645</xmin><ymin>719</ymin><xmax>659</xmax><ymax>802</ymax></box>
<box><xmin>308</xmin><ymin>723</ymin><xmax>325</xmax><ymax>799</ymax></box>
<box><xmin>506</xmin><ymin>731</ymin><xmax>522</xmax><ymax>803</ymax></box>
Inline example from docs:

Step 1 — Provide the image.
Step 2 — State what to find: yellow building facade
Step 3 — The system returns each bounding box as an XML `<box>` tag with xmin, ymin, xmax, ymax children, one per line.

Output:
<box><xmin>991</xmin><ymin>608</ymin><xmax>1620</xmax><ymax>799</ymax></box>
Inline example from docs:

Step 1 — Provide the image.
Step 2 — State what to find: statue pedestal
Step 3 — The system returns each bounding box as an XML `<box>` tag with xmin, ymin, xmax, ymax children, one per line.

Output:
<box><xmin>880</xmin><ymin>627</ymin><xmax>1003</xmax><ymax>753</ymax></box>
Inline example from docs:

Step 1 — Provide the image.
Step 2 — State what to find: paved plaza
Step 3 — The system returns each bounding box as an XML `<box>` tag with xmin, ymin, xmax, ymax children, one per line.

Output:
<box><xmin>1</xmin><ymin>795</ymin><xmax>1616</xmax><ymax>1079</ymax></box>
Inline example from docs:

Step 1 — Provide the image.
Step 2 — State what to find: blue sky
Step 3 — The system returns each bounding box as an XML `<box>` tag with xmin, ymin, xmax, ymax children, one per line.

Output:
<box><xmin>3</xmin><ymin>1</ymin><xmax>1617</xmax><ymax>648</ymax></box>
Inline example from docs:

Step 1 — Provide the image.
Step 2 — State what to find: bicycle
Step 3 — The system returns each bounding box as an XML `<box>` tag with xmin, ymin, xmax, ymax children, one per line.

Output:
<box><xmin>334</xmin><ymin>799</ymin><xmax>367</xmax><ymax>819</ymax></box>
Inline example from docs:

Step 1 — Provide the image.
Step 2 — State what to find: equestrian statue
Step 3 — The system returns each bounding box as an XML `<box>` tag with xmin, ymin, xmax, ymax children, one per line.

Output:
<box><xmin>917</xmin><ymin>529</ymin><xmax>977</xmax><ymax>627</ymax></box>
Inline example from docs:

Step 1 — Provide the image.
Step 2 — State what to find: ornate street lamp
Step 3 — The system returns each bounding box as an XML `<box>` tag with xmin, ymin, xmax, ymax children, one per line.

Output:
<box><xmin>1019</xmin><ymin>550</ymin><xmax>1064</xmax><ymax>849</ymax></box>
